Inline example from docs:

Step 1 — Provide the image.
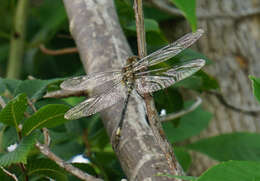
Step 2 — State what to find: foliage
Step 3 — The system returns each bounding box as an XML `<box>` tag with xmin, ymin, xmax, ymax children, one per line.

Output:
<box><xmin>171</xmin><ymin>0</ymin><xmax>197</xmax><ymax>31</ymax></box>
<box><xmin>249</xmin><ymin>76</ymin><xmax>260</xmax><ymax>104</ymax></box>
<box><xmin>185</xmin><ymin>132</ymin><xmax>260</xmax><ymax>161</ymax></box>
<box><xmin>0</xmin><ymin>0</ymin><xmax>257</xmax><ymax>180</ymax></box>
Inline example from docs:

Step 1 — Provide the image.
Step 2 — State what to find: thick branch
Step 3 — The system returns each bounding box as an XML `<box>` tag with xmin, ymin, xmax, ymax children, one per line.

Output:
<box><xmin>62</xmin><ymin>0</ymin><xmax>182</xmax><ymax>180</ymax></box>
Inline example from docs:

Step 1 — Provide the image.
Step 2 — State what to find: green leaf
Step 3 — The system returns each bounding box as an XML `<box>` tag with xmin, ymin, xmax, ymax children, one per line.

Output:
<box><xmin>249</xmin><ymin>76</ymin><xmax>260</xmax><ymax>104</ymax></box>
<box><xmin>22</xmin><ymin>104</ymin><xmax>70</xmax><ymax>136</ymax></box>
<box><xmin>125</xmin><ymin>19</ymin><xmax>160</xmax><ymax>32</ymax></box>
<box><xmin>0</xmin><ymin>93</ymin><xmax>27</xmax><ymax>130</ymax></box>
<box><xmin>144</xmin><ymin>5</ymin><xmax>172</xmax><ymax>21</ymax></box>
<box><xmin>14</xmin><ymin>79</ymin><xmax>62</xmax><ymax>101</ymax></box>
<box><xmin>186</xmin><ymin>132</ymin><xmax>260</xmax><ymax>161</ymax></box>
<box><xmin>115</xmin><ymin>0</ymin><xmax>134</xmax><ymax>28</ymax></box>
<box><xmin>197</xmin><ymin>161</ymin><xmax>260</xmax><ymax>181</ymax></box>
<box><xmin>0</xmin><ymin>78</ymin><xmax>22</xmax><ymax>95</ymax></box>
<box><xmin>51</xmin><ymin>141</ymin><xmax>84</xmax><ymax>160</ymax></box>
<box><xmin>171</xmin><ymin>0</ymin><xmax>197</xmax><ymax>31</ymax></box>
<box><xmin>163</xmin><ymin>100</ymin><xmax>212</xmax><ymax>142</ymax></box>
<box><xmin>174</xmin><ymin>70</ymin><xmax>219</xmax><ymax>91</ymax></box>
<box><xmin>28</xmin><ymin>158</ymin><xmax>68</xmax><ymax>181</ymax></box>
<box><xmin>173</xmin><ymin>49</ymin><xmax>213</xmax><ymax>65</ymax></box>
<box><xmin>2</xmin><ymin>127</ymin><xmax>18</xmax><ymax>151</ymax></box>
<box><xmin>0</xmin><ymin>132</ymin><xmax>38</xmax><ymax>166</ymax></box>
<box><xmin>174</xmin><ymin>147</ymin><xmax>192</xmax><ymax>172</ymax></box>
<box><xmin>154</xmin><ymin>87</ymin><xmax>184</xmax><ymax>115</ymax></box>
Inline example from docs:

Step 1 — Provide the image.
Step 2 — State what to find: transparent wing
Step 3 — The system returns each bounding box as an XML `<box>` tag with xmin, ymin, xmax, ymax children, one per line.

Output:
<box><xmin>133</xmin><ymin>29</ymin><xmax>204</xmax><ymax>72</ymax></box>
<box><xmin>64</xmin><ymin>80</ymin><xmax>127</xmax><ymax>120</ymax></box>
<box><xmin>60</xmin><ymin>70</ymin><xmax>122</xmax><ymax>91</ymax></box>
<box><xmin>135</xmin><ymin>59</ymin><xmax>205</xmax><ymax>94</ymax></box>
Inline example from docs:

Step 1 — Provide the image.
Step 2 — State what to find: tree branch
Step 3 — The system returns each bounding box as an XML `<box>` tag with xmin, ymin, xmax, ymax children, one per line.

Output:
<box><xmin>62</xmin><ymin>0</ymin><xmax>184</xmax><ymax>180</ymax></box>
<box><xmin>43</xmin><ymin>89</ymin><xmax>86</xmax><ymax>99</ymax></box>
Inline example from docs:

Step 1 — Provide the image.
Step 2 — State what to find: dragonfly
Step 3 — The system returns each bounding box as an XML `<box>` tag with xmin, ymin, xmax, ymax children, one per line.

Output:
<box><xmin>61</xmin><ymin>29</ymin><xmax>205</xmax><ymax>137</ymax></box>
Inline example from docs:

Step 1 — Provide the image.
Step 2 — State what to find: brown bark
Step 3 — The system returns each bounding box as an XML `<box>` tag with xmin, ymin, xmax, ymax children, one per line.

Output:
<box><xmin>62</xmin><ymin>0</ymin><xmax>182</xmax><ymax>180</ymax></box>
<box><xmin>163</xmin><ymin>0</ymin><xmax>260</xmax><ymax>175</ymax></box>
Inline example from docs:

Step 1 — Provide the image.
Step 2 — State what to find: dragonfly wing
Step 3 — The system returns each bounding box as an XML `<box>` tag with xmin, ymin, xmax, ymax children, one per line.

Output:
<box><xmin>133</xmin><ymin>29</ymin><xmax>204</xmax><ymax>71</ymax></box>
<box><xmin>60</xmin><ymin>70</ymin><xmax>122</xmax><ymax>91</ymax></box>
<box><xmin>135</xmin><ymin>59</ymin><xmax>205</xmax><ymax>94</ymax></box>
<box><xmin>64</xmin><ymin>80</ymin><xmax>127</xmax><ymax>120</ymax></box>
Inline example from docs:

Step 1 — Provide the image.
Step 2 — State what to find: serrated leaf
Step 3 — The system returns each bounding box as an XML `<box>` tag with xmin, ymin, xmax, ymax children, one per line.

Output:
<box><xmin>0</xmin><ymin>132</ymin><xmax>38</xmax><ymax>166</ymax></box>
<box><xmin>28</xmin><ymin>158</ymin><xmax>68</xmax><ymax>181</ymax></box>
<box><xmin>197</xmin><ymin>161</ymin><xmax>260</xmax><ymax>181</ymax></box>
<box><xmin>171</xmin><ymin>0</ymin><xmax>197</xmax><ymax>31</ymax></box>
<box><xmin>0</xmin><ymin>93</ymin><xmax>27</xmax><ymax>130</ymax></box>
<box><xmin>249</xmin><ymin>76</ymin><xmax>260</xmax><ymax>104</ymax></box>
<box><xmin>186</xmin><ymin>132</ymin><xmax>260</xmax><ymax>161</ymax></box>
<box><xmin>163</xmin><ymin>100</ymin><xmax>212</xmax><ymax>142</ymax></box>
<box><xmin>22</xmin><ymin>104</ymin><xmax>70</xmax><ymax>136</ymax></box>
<box><xmin>14</xmin><ymin>79</ymin><xmax>62</xmax><ymax>101</ymax></box>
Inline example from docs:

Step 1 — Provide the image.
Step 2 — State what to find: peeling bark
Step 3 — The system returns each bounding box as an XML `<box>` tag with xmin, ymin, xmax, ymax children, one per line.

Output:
<box><xmin>62</xmin><ymin>0</ymin><xmax>182</xmax><ymax>180</ymax></box>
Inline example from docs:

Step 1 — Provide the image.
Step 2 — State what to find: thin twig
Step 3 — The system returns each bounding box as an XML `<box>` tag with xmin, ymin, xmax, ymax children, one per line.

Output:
<box><xmin>0</xmin><ymin>166</ymin><xmax>18</xmax><ymax>181</ymax></box>
<box><xmin>207</xmin><ymin>91</ymin><xmax>260</xmax><ymax>116</ymax></box>
<box><xmin>82</xmin><ymin>129</ymin><xmax>92</xmax><ymax>157</ymax></box>
<box><xmin>39</xmin><ymin>44</ymin><xmax>78</xmax><ymax>55</ymax></box>
<box><xmin>43</xmin><ymin>89</ymin><xmax>86</xmax><ymax>98</ymax></box>
<box><xmin>35</xmin><ymin>142</ymin><xmax>103</xmax><ymax>181</ymax></box>
<box><xmin>134</xmin><ymin>0</ymin><xmax>184</xmax><ymax>177</ymax></box>
<box><xmin>42</xmin><ymin>128</ymin><xmax>51</xmax><ymax>146</ymax></box>
<box><xmin>27</xmin><ymin>99</ymin><xmax>37</xmax><ymax>112</ymax></box>
<box><xmin>160</xmin><ymin>97</ymin><xmax>202</xmax><ymax>122</ymax></box>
